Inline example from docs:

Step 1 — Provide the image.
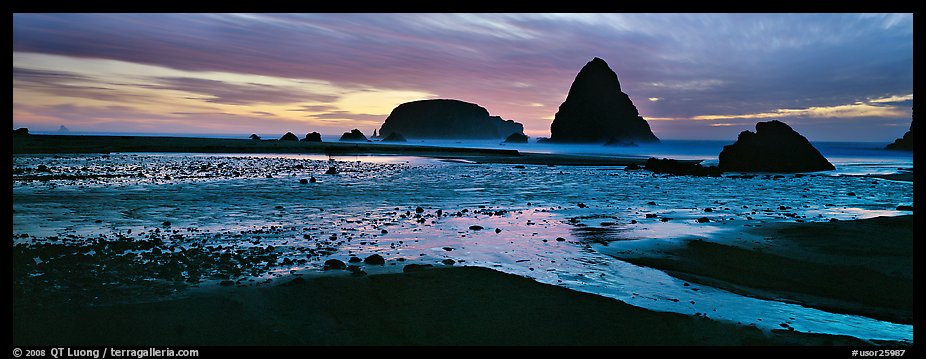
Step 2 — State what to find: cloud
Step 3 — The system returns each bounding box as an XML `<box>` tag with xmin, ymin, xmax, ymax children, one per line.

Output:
<box><xmin>146</xmin><ymin>77</ymin><xmax>339</xmax><ymax>105</ymax></box>
<box><xmin>12</xmin><ymin>13</ymin><xmax>913</xmax><ymax>140</ymax></box>
<box><xmin>691</xmin><ymin>96</ymin><xmax>912</xmax><ymax>121</ymax></box>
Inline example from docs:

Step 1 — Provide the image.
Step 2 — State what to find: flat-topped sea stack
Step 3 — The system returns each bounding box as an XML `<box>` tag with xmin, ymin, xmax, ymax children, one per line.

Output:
<box><xmin>719</xmin><ymin>120</ymin><xmax>834</xmax><ymax>173</ymax></box>
<box><xmin>378</xmin><ymin>99</ymin><xmax>523</xmax><ymax>139</ymax></box>
<box><xmin>549</xmin><ymin>57</ymin><xmax>659</xmax><ymax>144</ymax></box>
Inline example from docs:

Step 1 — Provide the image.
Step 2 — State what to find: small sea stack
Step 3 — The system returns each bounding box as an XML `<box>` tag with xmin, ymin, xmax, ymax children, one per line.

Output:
<box><xmin>339</xmin><ymin>129</ymin><xmax>368</xmax><ymax>142</ymax></box>
<box><xmin>885</xmin><ymin>122</ymin><xmax>913</xmax><ymax>151</ymax></box>
<box><xmin>503</xmin><ymin>132</ymin><xmax>529</xmax><ymax>143</ymax></box>
<box><xmin>302</xmin><ymin>132</ymin><xmax>322</xmax><ymax>142</ymax></box>
<box><xmin>280</xmin><ymin>132</ymin><xmax>299</xmax><ymax>141</ymax></box>
<box><xmin>718</xmin><ymin>120</ymin><xmax>835</xmax><ymax>173</ymax></box>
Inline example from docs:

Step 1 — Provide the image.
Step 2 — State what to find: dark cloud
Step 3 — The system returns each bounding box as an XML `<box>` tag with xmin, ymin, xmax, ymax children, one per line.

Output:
<box><xmin>13</xmin><ymin>67</ymin><xmax>127</xmax><ymax>102</ymax></box>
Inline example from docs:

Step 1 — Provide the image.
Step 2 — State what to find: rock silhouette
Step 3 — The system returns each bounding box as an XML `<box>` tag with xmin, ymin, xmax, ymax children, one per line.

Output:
<box><xmin>885</xmin><ymin>122</ymin><xmax>913</xmax><ymax>151</ymax></box>
<box><xmin>280</xmin><ymin>132</ymin><xmax>298</xmax><ymax>141</ymax></box>
<box><xmin>504</xmin><ymin>132</ymin><xmax>529</xmax><ymax>143</ymax></box>
<box><xmin>550</xmin><ymin>57</ymin><xmax>659</xmax><ymax>144</ymax></box>
<box><xmin>378</xmin><ymin>99</ymin><xmax>523</xmax><ymax>139</ymax></box>
<box><xmin>303</xmin><ymin>132</ymin><xmax>322</xmax><ymax>142</ymax></box>
<box><xmin>718</xmin><ymin>120</ymin><xmax>835</xmax><ymax>173</ymax></box>
<box><xmin>249</xmin><ymin>134</ymin><xmax>261</xmax><ymax>140</ymax></box>
<box><xmin>381</xmin><ymin>132</ymin><xmax>407</xmax><ymax>142</ymax></box>
<box><xmin>339</xmin><ymin>129</ymin><xmax>368</xmax><ymax>142</ymax></box>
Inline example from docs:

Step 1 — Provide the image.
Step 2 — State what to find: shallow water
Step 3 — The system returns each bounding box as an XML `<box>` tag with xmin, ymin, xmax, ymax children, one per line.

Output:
<box><xmin>11</xmin><ymin>148</ymin><xmax>913</xmax><ymax>343</ymax></box>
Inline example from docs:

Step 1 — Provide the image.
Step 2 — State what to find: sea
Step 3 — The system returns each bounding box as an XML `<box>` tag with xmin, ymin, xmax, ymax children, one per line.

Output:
<box><xmin>12</xmin><ymin>134</ymin><xmax>914</xmax><ymax>343</ymax></box>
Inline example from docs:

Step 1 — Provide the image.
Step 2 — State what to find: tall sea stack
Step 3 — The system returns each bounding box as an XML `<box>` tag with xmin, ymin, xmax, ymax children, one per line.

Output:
<box><xmin>550</xmin><ymin>57</ymin><xmax>659</xmax><ymax>144</ymax></box>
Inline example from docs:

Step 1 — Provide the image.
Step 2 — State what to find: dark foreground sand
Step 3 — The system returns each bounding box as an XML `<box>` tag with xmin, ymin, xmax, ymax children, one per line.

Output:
<box><xmin>608</xmin><ymin>216</ymin><xmax>913</xmax><ymax>325</ymax></box>
<box><xmin>13</xmin><ymin>266</ymin><xmax>867</xmax><ymax>346</ymax></box>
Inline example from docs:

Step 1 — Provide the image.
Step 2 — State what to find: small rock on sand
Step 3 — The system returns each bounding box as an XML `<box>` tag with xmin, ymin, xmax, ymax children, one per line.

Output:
<box><xmin>495</xmin><ymin>228</ymin><xmax>502</xmax><ymax>233</ymax></box>
<box><xmin>896</xmin><ymin>205</ymin><xmax>913</xmax><ymax>211</ymax></box>
<box><xmin>469</xmin><ymin>225</ymin><xmax>484</xmax><ymax>231</ymax></box>
<box><xmin>323</xmin><ymin>259</ymin><xmax>347</xmax><ymax>270</ymax></box>
<box><xmin>697</xmin><ymin>217</ymin><xmax>710</xmax><ymax>223</ymax></box>
<box><xmin>555</xmin><ymin>237</ymin><xmax>566</xmax><ymax>242</ymax></box>
<box><xmin>364</xmin><ymin>254</ymin><xmax>386</xmax><ymax>265</ymax></box>
<box><xmin>162</xmin><ymin>221</ymin><xmax>171</xmax><ymax>226</ymax></box>
<box><xmin>416</xmin><ymin>206</ymin><xmax>424</xmax><ymax>213</ymax></box>
<box><xmin>325</xmin><ymin>167</ymin><xmax>338</xmax><ymax>175</ymax></box>
<box><xmin>299</xmin><ymin>179</ymin><xmax>308</xmax><ymax>184</ymax></box>
<box><xmin>403</xmin><ymin>263</ymin><xmax>434</xmax><ymax>273</ymax></box>
<box><xmin>348</xmin><ymin>256</ymin><xmax>362</xmax><ymax>263</ymax></box>
<box><xmin>645</xmin><ymin>214</ymin><xmax>657</xmax><ymax>218</ymax></box>
<box><xmin>310</xmin><ymin>176</ymin><xmax>317</xmax><ymax>183</ymax></box>
<box><xmin>443</xmin><ymin>247</ymin><xmax>454</xmax><ymax>251</ymax></box>
<box><xmin>442</xmin><ymin>259</ymin><xmax>456</xmax><ymax>266</ymax></box>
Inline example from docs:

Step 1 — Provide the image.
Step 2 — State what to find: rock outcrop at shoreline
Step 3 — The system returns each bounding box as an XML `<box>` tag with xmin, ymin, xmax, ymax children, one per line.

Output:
<box><xmin>719</xmin><ymin>120</ymin><xmax>834</xmax><ymax>173</ymax></box>
<box><xmin>549</xmin><ymin>57</ymin><xmax>659</xmax><ymax>144</ymax></box>
<box><xmin>378</xmin><ymin>99</ymin><xmax>523</xmax><ymax>139</ymax></box>
<box><xmin>645</xmin><ymin>157</ymin><xmax>722</xmax><ymax>177</ymax></box>
<box><xmin>14</xmin><ymin>128</ymin><xmax>30</xmax><ymax>136</ymax></box>
<box><xmin>303</xmin><ymin>132</ymin><xmax>322</xmax><ymax>142</ymax></box>
<box><xmin>381</xmin><ymin>132</ymin><xmax>407</xmax><ymax>142</ymax></box>
<box><xmin>249</xmin><ymin>134</ymin><xmax>261</xmax><ymax>140</ymax></box>
<box><xmin>280</xmin><ymin>132</ymin><xmax>298</xmax><ymax>141</ymax></box>
<box><xmin>885</xmin><ymin>123</ymin><xmax>913</xmax><ymax>151</ymax></box>
<box><xmin>339</xmin><ymin>129</ymin><xmax>368</xmax><ymax>142</ymax></box>
<box><xmin>503</xmin><ymin>132</ymin><xmax>529</xmax><ymax>143</ymax></box>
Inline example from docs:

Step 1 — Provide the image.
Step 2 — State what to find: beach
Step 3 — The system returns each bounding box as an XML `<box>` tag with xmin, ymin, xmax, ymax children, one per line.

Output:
<box><xmin>15</xmin><ymin>266</ymin><xmax>871</xmax><ymax>346</ymax></box>
<box><xmin>11</xmin><ymin>135</ymin><xmax>914</xmax><ymax>346</ymax></box>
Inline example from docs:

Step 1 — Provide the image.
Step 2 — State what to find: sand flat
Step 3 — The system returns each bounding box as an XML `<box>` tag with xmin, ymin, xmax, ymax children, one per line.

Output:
<box><xmin>13</xmin><ymin>266</ymin><xmax>869</xmax><ymax>346</ymax></box>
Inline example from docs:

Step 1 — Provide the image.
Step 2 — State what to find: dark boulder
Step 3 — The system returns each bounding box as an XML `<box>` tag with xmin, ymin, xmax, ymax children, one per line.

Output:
<box><xmin>381</xmin><ymin>132</ymin><xmax>407</xmax><ymax>142</ymax></box>
<box><xmin>14</xmin><ymin>128</ymin><xmax>30</xmax><ymax>136</ymax></box>
<box><xmin>339</xmin><ymin>129</ymin><xmax>368</xmax><ymax>142</ymax></box>
<box><xmin>378</xmin><ymin>99</ymin><xmax>523</xmax><ymax>139</ymax></box>
<box><xmin>302</xmin><ymin>132</ymin><xmax>322</xmax><ymax>142</ymax></box>
<box><xmin>403</xmin><ymin>263</ymin><xmax>434</xmax><ymax>273</ymax></box>
<box><xmin>364</xmin><ymin>254</ymin><xmax>386</xmax><ymax>265</ymax></box>
<box><xmin>324</xmin><ymin>259</ymin><xmax>347</xmax><ymax>270</ymax></box>
<box><xmin>280</xmin><ymin>132</ymin><xmax>299</xmax><ymax>141</ymax></box>
<box><xmin>549</xmin><ymin>57</ymin><xmax>659</xmax><ymax>144</ymax></box>
<box><xmin>248</xmin><ymin>133</ymin><xmax>261</xmax><ymax>140</ymax></box>
<box><xmin>325</xmin><ymin>167</ymin><xmax>338</xmax><ymax>175</ymax></box>
<box><xmin>504</xmin><ymin>132</ymin><xmax>529</xmax><ymax>143</ymax></box>
<box><xmin>645</xmin><ymin>158</ymin><xmax>722</xmax><ymax>177</ymax></box>
<box><xmin>718</xmin><ymin>120</ymin><xmax>835</xmax><ymax>173</ymax></box>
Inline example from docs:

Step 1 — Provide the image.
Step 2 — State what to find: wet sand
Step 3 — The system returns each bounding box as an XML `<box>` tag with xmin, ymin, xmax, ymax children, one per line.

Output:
<box><xmin>12</xmin><ymin>134</ymin><xmax>675</xmax><ymax>166</ymax></box>
<box><xmin>605</xmin><ymin>216</ymin><xmax>913</xmax><ymax>324</ymax></box>
<box><xmin>13</xmin><ymin>266</ymin><xmax>868</xmax><ymax>346</ymax></box>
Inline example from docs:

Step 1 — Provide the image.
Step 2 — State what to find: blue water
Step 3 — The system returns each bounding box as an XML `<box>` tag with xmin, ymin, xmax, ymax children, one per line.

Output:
<box><xmin>34</xmin><ymin>131</ymin><xmax>912</xmax><ymax>171</ymax></box>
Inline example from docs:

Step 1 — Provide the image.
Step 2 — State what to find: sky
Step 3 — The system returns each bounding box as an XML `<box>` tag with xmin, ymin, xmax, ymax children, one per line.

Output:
<box><xmin>12</xmin><ymin>13</ymin><xmax>913</xmax><ymax>141</ymax></box>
